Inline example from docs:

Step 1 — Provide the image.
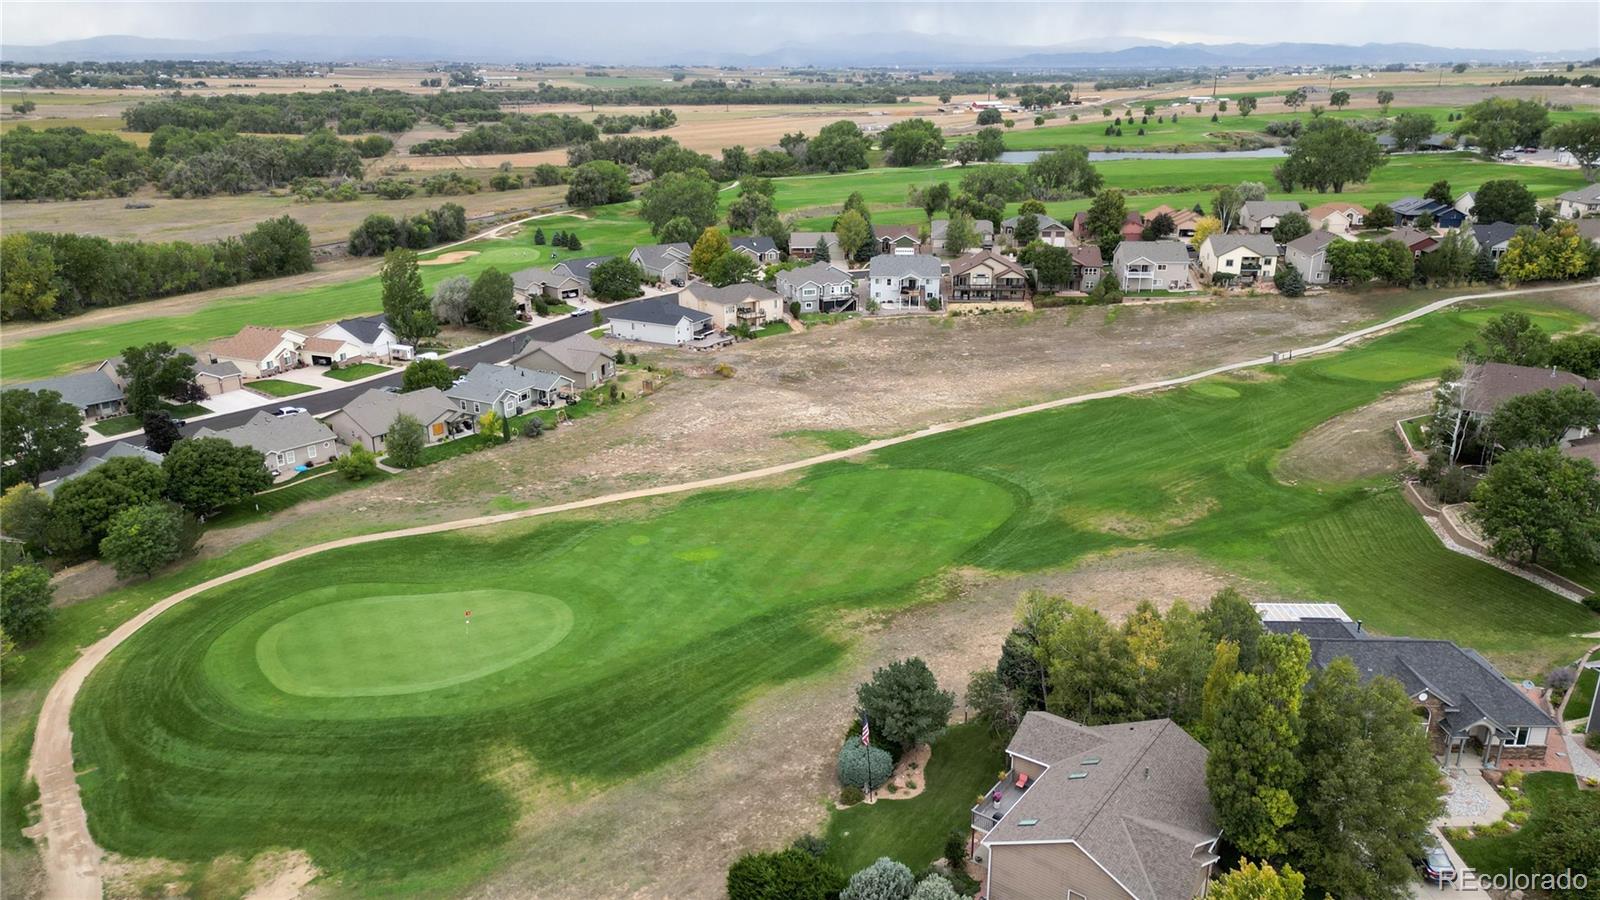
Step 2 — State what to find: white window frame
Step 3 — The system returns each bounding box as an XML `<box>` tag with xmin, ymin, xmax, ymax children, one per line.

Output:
<box><xmin>307</xmin><ymin>444</ymin><xmax>317</xmax><ymax>460</ymax></box>
<box><xmin>1507</xmin><ymin>726</ymin><xmax>1530</xmax><ymax>747</ymax></box>
<box><xmin>285</xmin><ymin>449</ymin><xmax>297</xmax><ymax>464</ymax></box>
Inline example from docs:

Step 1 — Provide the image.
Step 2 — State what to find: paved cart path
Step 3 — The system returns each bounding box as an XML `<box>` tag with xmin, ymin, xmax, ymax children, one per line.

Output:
<box><xmin>25</xmin><ymin>281</ymin><xmax>1592</xmax><ymax>898</ymax></box>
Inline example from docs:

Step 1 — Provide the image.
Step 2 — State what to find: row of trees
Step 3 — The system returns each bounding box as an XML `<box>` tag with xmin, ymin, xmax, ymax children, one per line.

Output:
<box><xmin>428</xmin><ymin>267</ymin><xmax>518</xmax><ymax>333</ymax></box>
<box><xmin>121</xmin><ymin>88</ymin><xmax>505</xmax><ymax>135</ymax></box>
<box><xmin>408</xmin><ymin>113</ymin><xmax>598</xmax><ymax>156</ymax></box>
<box><xmin>346</xmin><ymin>203</ymin><xmax>468</xmax><ymax>256</ymax></box>
<box><xmin>1</xmin><ymin>215</ymin><xmax>313</xmax><ymax>321</ymax></box>
<box><xmin>964</xmin><ymin>587</ymin><xmax>1444</xmax><ymax>900</ymax></box>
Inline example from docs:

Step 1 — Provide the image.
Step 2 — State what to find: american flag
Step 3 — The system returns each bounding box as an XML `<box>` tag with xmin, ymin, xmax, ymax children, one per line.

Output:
<box><xmin>860</xmin><ymin>715</ymin><xmax>870</xmax><ymax>747</ymax></box>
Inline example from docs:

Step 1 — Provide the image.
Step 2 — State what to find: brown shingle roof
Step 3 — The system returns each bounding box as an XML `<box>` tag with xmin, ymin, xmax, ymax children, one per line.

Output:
<box><xmin>1460</xmin><ymin>362</ymin><xmax>1598</xmax><ymax>414</ymax></box>
<box><xmin>948</xmin><ymin>249</ymin><xmax>1025</xmax><ymax>278</ymax></box>
<box><xmin>985</xmin><ymin>713</ymin><xmax>1218</xmax><ymax>900</ymax></box>
<box><xmin>210</xmin><ymin>326</ymin><xmax>299</xmax><ymax>362</ymax></box>
<box><xmin>1070</xmin><ymin>245</ymin><xmax>1104</xmax><ymax>268</ymax></box>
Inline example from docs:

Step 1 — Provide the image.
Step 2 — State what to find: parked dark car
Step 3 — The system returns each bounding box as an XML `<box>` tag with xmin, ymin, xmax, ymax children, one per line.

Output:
<box><xmin>1419</xmin><ymin>842</ymin><xmax>1456</xmax><ymax>884</ymax></box>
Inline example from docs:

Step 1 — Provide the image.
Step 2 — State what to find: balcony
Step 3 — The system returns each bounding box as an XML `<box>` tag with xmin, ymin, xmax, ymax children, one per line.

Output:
<box><xmin>970</xmin><ymin>771</ymin><xmax>1032</xmax><ymax>833</ymax></box>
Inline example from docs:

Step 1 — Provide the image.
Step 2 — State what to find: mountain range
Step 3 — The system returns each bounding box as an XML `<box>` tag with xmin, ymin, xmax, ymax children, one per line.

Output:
<box><xmin>2</xmin><ymin>33</ymin><xmax>1594</xmax><ymax>69</ymax></box>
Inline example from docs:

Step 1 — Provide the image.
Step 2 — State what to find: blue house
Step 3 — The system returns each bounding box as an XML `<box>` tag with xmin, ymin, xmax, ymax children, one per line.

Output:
<box><xmin>1389</xmin><ymin>197</ymin><xmax>1467</xmax><ymax>229</ymax></box>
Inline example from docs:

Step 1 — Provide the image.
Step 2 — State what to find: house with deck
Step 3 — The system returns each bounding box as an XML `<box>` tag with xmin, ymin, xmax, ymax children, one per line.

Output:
<box><xmin>1070</xmin><ymin>245</ymin><xmax>1104</xmax><ymax>291</ymax></box>
<box><xmin>946</xmin><ymin>251</ymin><xmax>1031</xmax><ymax>310</ymax></box>
<box><xmin>679</xmin><ymin>282</ymin><xmax>784</xmax><ymax>330</ymax></box>
<box><xmin>606</xmin><ymin>295</ymin><xmax>716</xmax><ymax>345</ymax></box>
<box><xmin>1557</xmin><ymin>183</ymin><xmax>1600</xmax><ymax>219</ymax></box>
<box><xmin>1469</xmin><ymin>222</ymin><xmax>1523</xmax><ymax>267</ymax></box>
<box><xmin>1259</xmin><ymin>604</ymin><xmax>1562</xmax><ymax>770</ymax></box>
<box><xmin>1000</xmin><ymin>214</ymin><xmax>1072</xmax><ymax>248</ymax></box>
<box><xmin>1111</xmin><ymin>241</ymin><xmax>1195</xmax><ymax>292</ymax></box>
<box><xmin>775</xmin><ymin>262</ymin><xmax>857</xmax><ymax>313</ymax></box>
<box><xmin>868</xmin><ymin>254</ymin><xmax>943</xmax><ymax>309</ymax></box>
<box><xmin>788</xmin><ymin>231</ymin><xmax>843</xmax><ymax>262</ymax></box>
<box><xmin>446</xmin><ymin>363</ymin><xmax>574</xmax><ymax>419</ymax></box>
<box><xmin>971</xmin><ymin>711</ymin><xmax>1220</xmax><ymax>900</ymax></box>
<box><xmin>1284</xmin><ymin>230</ymin><xmax>1342</xmax><ymax>285</ymax></box>
<box><xmin>1198</xmin><ymin>234</ymin><xmax>1279</xmax><ymax>284</ymax></box>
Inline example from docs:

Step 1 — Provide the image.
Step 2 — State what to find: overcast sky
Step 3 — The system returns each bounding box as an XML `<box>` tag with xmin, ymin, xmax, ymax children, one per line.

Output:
<box><xmin>2</xmin><ymin>1</ymin><xmax>1593</xmax><ymax>54</ymax></box>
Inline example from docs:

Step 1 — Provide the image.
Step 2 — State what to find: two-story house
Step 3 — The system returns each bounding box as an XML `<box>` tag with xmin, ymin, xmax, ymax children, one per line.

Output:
<box><xmin>628</xmin><ymin>242</ymin><xmax>692</xmax><ymax>285</ymax></box>
<box><xmin>1240</xmin><ymin>200</ymin><xmax>1304</xmax><ymax>234</ymax></box>
<box><xmin>1111</xmin><ymin>241</ymin><xmax>1195</xmax><ymax>292</ymax></box>
<box><xmin>868</xmin><ymin>254</ymin><xmax>943</xmax><ymax>309</ymax></box>
<box><xmin>1199</xmin><ymin>234</ymin><xmax>1280</xmax><ymax>284</ymax></box>
<box><xmin>1284</xmin><ymin>230</ymin><xmax>1342</xmax><ymax>284</ymax></box>
<box><xmin>946</xmin><ymin>251</ymin><xmax>1031</xmax><ymax>310</ymax></box>
<box><xmin>1557</xmin><ymin>183</ymin><xmax>1600</xmax><ymax>219</ymax></box>
<box><xmin>775</xmin><ymin>262</ymin><xmax>857</xmax><ymax>313</ymax></box>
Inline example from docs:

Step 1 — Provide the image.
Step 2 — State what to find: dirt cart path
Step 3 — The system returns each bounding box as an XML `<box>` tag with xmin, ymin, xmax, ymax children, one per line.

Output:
<box><xmin>26</xmin><ymin>280</ymin><xmax>1592</xmax><ymax>899</ymax></box>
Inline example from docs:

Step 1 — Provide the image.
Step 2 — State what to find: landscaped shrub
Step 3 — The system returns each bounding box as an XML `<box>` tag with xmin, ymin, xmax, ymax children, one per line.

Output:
<box><xmin>1211</xmin><ymin>272</ymin><xmax>1238</xmax><ymax>287</ymax></box>
<box><xmin>727</xmin><ymin>847</ymin><xmax>847</xmax><ymax>900</ymax></box>
<box><xmin>1503</xmin><ymin>769</ymin><xmax>1525</xmax><ymax>790</ymax></box>
<box><xmin>839</xmin><ymin>785</ymin><xmax>864</xmax><ymax>806</ymax></box>
<box><xmin>1583</xmin><ymin>594</ymin><xmax>1600</xmax><ymax>614</ymax></box>
<box><xmin>842</xmin><ymin>858</ymin><xmax>916</xmax><ymax>900</ymax></box>
<box><xmin>1435</xmin><ymin>465</ymin><xmax>1477</xmax><ymax>504</ymax></box>
<box><xmin>1588</xmin><ymin>730</ymin><xmax>1600</xmax><ymax>750</ymax></box>
<box><xmin>837</xmin><ymin>738</ymin><xmax>894</xmax><ymax>791</ymax></box>
<box><xmin>521</xmin><ymin>417</ymin><xmax>545</xmax><ymax>438</ymax></box>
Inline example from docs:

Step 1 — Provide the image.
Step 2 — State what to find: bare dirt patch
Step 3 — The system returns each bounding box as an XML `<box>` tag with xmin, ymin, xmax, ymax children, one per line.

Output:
<box><xmin>419</xmin><ymin>250</ymin><xmax>480</xmax><ymax>266</ymax></box>
<box><xmin>467</xmin><ymin>550</ymin><xmax>1258</xmax><ymax>899</ymax></box>
<box><xmin>1275</xmin><ymin>381</ymin><xmax>1434</xmax><ymax>484</ymax></box>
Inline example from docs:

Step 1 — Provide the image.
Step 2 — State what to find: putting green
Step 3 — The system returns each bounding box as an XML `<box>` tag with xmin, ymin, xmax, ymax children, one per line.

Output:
<box><xmin>254</xmin><ymin>589</ymin><xmax>573</xmax><ymax>698</ymax></box>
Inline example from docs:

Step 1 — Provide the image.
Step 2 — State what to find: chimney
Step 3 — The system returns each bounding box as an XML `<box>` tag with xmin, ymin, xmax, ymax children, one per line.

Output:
<box><xmin>1143</xmin><ymin>767</ymin><xmax>1150</xmax><ymax>780</ymax></box>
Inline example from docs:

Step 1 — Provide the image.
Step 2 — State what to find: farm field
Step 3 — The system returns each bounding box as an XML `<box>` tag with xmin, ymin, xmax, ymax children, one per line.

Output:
<box><xmin>1</xmin><ymin>150</ymin><xmax>1589</xmax><ymax>383</ymax></box>
<box><xmin>67</xmin><ymin>300</ymin><xmax>1598</xmax><ymax>892</ymax></box>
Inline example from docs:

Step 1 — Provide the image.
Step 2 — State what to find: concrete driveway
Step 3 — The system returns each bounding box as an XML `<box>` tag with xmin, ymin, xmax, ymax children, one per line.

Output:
<box><xmin>1418</xmin><ymin>825</ymin><xmax>1491</xmax><ymax>900</ymax></box>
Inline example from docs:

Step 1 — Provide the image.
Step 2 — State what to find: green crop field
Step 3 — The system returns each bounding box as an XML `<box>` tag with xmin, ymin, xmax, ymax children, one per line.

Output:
<box><xmin>2</xmin><ymin>149</ymin><xmax>1588</xmax><ymax>383</ymax></box>
<box><xmin>69</xmin><ymin>300</ymin><xmax>1598</xmax><ymax>891</ymax></box>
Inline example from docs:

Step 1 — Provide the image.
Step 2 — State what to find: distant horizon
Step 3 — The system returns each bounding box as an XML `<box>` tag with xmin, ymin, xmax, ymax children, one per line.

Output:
<box><xmin>2</xmin><ymin>1</ymin><xmax>1596</xmax><ymax>64</ymax></box>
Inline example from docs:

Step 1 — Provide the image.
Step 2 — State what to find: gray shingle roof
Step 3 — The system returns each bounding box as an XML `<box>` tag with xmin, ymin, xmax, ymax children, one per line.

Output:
<box><xmin>606</xmin><ymin>295</ymin><xmax>712</xmax><ymax>327</ymax></box>
<box><xmin>1002</xmin><ymin>214</ymin><xmax>1064</xmax><ymax>231</ymax></box>
<box><xmin>44</xmin><ymin>441</ymin><xmax>163</xmax><ymax>495</ymax></box>
<box><xmin>1205</xmin><ymin>234</ymin><xmax>1279</xmax><ymax>257</ymax></box>
<box><xmin>1113</xmin><ymin>240</ymin><xmax>1192</xmax><ymax>267</ymax></box>
<box><xmin>335</xmin><ymin>387</ymin><xmax>462</xmax><ymax>436</ymax></box>
<box><xmin>1557</xmin><ymin>183</ymin><xmax>1600</xmax><ymax>204</ymax></box>
<box><xmin>1286</xmin><ymin>230</ymin><xmax>1340</xmax><ymax>254</ymax></box>
<box><xmin>630</xmin><ymin>242</ymin><xmax>691</xmax><ymax>271</ymax></box>
<box><xmin>552</xmin><ymin>256</ymin><xmax>615</xmax><ymax>285</ymax></box>
<box><xmin>511</xmin><ymin>266</ymin><xmax>578</xmax><ymax>292</ymax></box>
<box><xmin>1268</xmin><ymin>627</ymin><xmax>1558</xmax><ymax>734</ymax></box>
<box><xmin>332</xmin><ymin>314</ymin><xmax>390</xmax><ymax>345</ymax></box>
<box><xmin>195</xmin><ymin>359</ymin><xmax>242</xmax><ymax>379</ymax></box>
<box><xmin>12</xmin><ymin>371</ymin><xmax>123</xmax><ymax>410</ymax></box>
<box><xmin>986</xmin><ymin>713</ymin><xmax>1218</xmax><ymax>900</ymax></box>
<box><xmin>682</xmin><ymin>282</ymin><xmax>781</xmax><ymax>307</ymax></box>
<box><xmin>776</xmin><ymin>262</ymin><xmax>854</xmax><ymax>288</ymax></box>
<box><xmin>1471</xmin><ymin>222</ymin><xmax>1522</xmax><ymax>249</ymax></box>
<box><xmin>195</xmin><ymin>410</ymin><xmax>336</xmax><ymax>455</ymax></box>
<box><xmin>447</xmin><ymin>362</ymin><xmax>571</xmax><ymax>404</ymax></box>
<box><xmin>868</xmin><ymin>254</ymin><xmax>942</xmax><ymax>279</ymax></box>
<box><xmin>730</xmin><ymin>235</ymin><xmax>777</xmax><ymax>255</ymax></box>
<box><xmin>932</xmin><ymin>219</ymin><xmax>995</xmax><ymax>238</ymax></box>
<box><xmin>514</xmin><ymin>331</ymin><xmax>610</xmax><ymax>373</ymax></box>
<box><xmin>1241</xmin><ymin>200</ymin><xmax>1303</xmax><ymax>220</ymax></box>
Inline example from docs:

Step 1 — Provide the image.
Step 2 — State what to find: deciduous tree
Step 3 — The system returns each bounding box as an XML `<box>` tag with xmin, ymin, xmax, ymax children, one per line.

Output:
<box><xmin>1472</xmin><ymin>447</ymin><xmax>1600</xmax><ymax>566</ymax></box>
<box><xmin>1543</xmin><ymin>117</ymin><xmax>1600</xmax><ymax>181</ymax></box>
<box><xmin>380</xmin><ymin>249</ymin><xmax>437</xmax><ymax>345</ymax></box>
<box><xmin>401</xmin><ymin>357</ymin><xmax>455</xmax><ymax>393</ymax></box>
<box><xmin>100</xmin><ymin>501</ymin><xmax>185</xmax><ymax>579</ymax></box>
<box><xmin>588</xmin><ymin>257</ymin><xmax>646</xmax><ymax>301</ymax></box>
<box><xmin>564</xmin><ymin>159</ymin><xmax>631</xmax><ymax>207</ymax></box>
<box><xmin>430</xmin><ymin>275</ymin><xmax>472</xmax><ymax>327</ymax></box>
<box><xmin>690</xmin><ymin>226</ymin><xmax>733</xmax><ymax>275</ymax></box>
<box><xmin>466</xmin><ymin>267</ymin><xmax>516</xmax><ymax>332</ymax></box>
<box><xmin>161</xmin><ymin>437</ymin><xmax>271</xmax><ymax>514</ymax></box>
<box><xmin>1461</xmin><ymin>310</ymin><xmax>1552</xmax><ymax>366</ymax></box>
<box><xmin>879</xmin><ymin>118</ymin><xmax>944</xmax><ymax>166</ymax></box>
<box><xmin>640</xmin><ymin>168</ymin><xmax>719</xmax><ymax>236</ymax></box>
<box><xmin>0</xmin><ymin>388</ymin><xmax>86</xmax><ymax>486</ymax></box>
<box><xmin>1084</xmin><ymin>188</ymin><xmax>1129</xmax><ymax>258</ymax></box>
<box><xmin>1279</xmin><ymin>120</ymin><xmax>1385</xmax><ymax>193</ymax></box>
<box><xmin>1472</xmin><ymin>179</ymin><xmax>1538</xmax><ymax>225</ymax></box>
<box><xmin>807</xmin><ymin>120</ymin><xmax>872</xmax><ymax>173</ymax></box>
<box><xmin>48</xmin><ymin>456</ymin><xmax>166</xmax><ymax>558</ymax></box>
<box><xmin>0</xmin><ymin>563</ymin><xmax>54</xmax><ymax>643</ymax></box>
<box><xmin>1389</xmin><ymin>113</ymin><xmax>1437</xmax><ymax>152</ymax></box>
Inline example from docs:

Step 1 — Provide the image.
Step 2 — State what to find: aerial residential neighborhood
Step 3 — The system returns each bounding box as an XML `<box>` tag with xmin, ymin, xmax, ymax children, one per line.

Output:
<box><xmin>1</xmin><ymin>3</ymin><xmax>1599</xmax><ymax>900</ymax></box>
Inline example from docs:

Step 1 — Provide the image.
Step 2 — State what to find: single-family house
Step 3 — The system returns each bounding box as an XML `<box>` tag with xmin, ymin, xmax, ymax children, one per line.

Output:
<box><xmin>1454</xmin><ymin>191</ymin><xmax>1476</xmax><ymax>220</ymax></box>
<box><xmin>325</xmin><ymin>387</ymin><xmax>475</xmax><ymax>452</ymax></box>
<box><xmin>868</xmin><ymin>254</ymin><xmax>944</xmax><ymax>309</ymax></box>
<box><xmin>1070</xmin><ymin>245</ymin><xmax>1104</xmax><ymax>291</ymax></box>
<box><xmin>775</xmin><ymin>262</ymin><xmax>857</xmax><ymax>313</ymax></box>
<box><xmin>1381</xmin><ymin>226</ymin><xmax>1440</xmax><ymax>257</ymax></box>
<box><xmin>13</xmin><ymin>371</ymin><xmax>125</xmax><ymax>421</ymax></box>
<box><xmin>511</xmin><ymin>267</ymin><xmax>586</xmax><ymax>312</ymax></box>
<box><xmin>1389</xmin><ymin>197</ymin><xmax>1467</xmax><ymax>229</ymax></box>
<box><xmin>1164</xmin><ymin>208</ymin><xmax>1204</xmax><ymax>239</ymax></box>
<box><xmin>930</xmin><ymin>218</ymin><xmax>997</xmax><ymax>252</ymax></box>
<box><xmin>1198</xmin><ymin>234</ymin><xmax>1279</xmax><ymax>284</ymax></box>
<box><xmin>629</xmin><ymin>242</ymin><xmax>692</xmax><ymax>285</ymax></box>
<box><xmin>509</xmin><ymin>332</ymin><xmax>615</xmax><ymax>389</ymax></box>
<box><xmin>446</xmin><ymin>362</ymin><xmax>574</xmax><ymax>419</ymax></box>
<box><xmin>1111</xmin><ymin>241</ymin><xmax>1195</xmax><ymax>292</ymax></box>
<box><xmin>1119</xmin><ymin>210</ymin><xmax>1145</xmax><ymax>243</ymax></box>
<box><xmin>1000</xmin><ymin>214</ymin><xmax>1071</xmax><ymax>248</ymax></box>
<box><xmin>946</xmin><ymin>251</ymin><xmax>1031</xmax><ymax>309</ymax></box>
<box><xmin>194</xmin><ymin>359</ymin><xmax>245</xmax><ymax>396</ymax></box>
<box><xmin>299</xmin><ymin>335</ymin><xmax>365</xmax><ymax>368</ymax></box>
<box><xmin>195</xmin><ymin>410</ymin><xmax>340</xmax><ymax>477</ymax></box>
<box><xmin>606</xmin><ymin>295</ymin><xmax>716</xmax><ymax>345</ymax></box>
<box><xmin>1469</xmin><ymin>222</ymin><xmax>1523</xmax><ymax>266</ymax></box>
<box><xmin>207</xmin><ymin>326</ymin><xmax>306</xmax><ymax>379</ymax></box>
<box><xmin>1284</xmin><ymin>231</ymin><xmax>1342</xmax><ymax>285</ymax></box>
<box><xmin>313</xmin><ymin>314</ymin><xmax>400</xmax><ymax>363</ymax></box>
<box><xmin>1239</xmin><ymin>200</ymin><xmax>1304</xmax><ymax>234</ymax></box>
<box><xmin>1259</xmin><ymin>604</ymin><xmax>1562</xmax><ymax>769</ymax></box>
<box><xmin>1575</xmin><ymin>218</ymin><xmax>1600</xmax><ymax>246</ymax></box>
<box><xmin>1305</xmin><ymin>201</ymin><xmax>1369</xmax><ymax>234</ymax></box>
<box><xmin>873</xmin><ymin>225</ymin><xmax>924</xmax><ymax>256</ymax></box>
<box><xmin>552</xmin><ymin>255</ymin><xmax>616</xmax><ymax>291</ymax></box>
<box><xmin>42</xmin><ymin>441</ymin><xmax>163</xmax><ymax>495</ymax></box>
<box><xmin>678</xmin><ymin>282</ymin><xmax>785</xmax><ymax>330</ymax></box>
<box><xmin>1069</xmin><ymin>211</ymin><xmax>1090</xmax><ymax>241</ymax></box>
<box><xmin>729</xmin><ymin>235</ymin><xmax>781</xmax><ymax>265</ymax></box>
<box><xmin>1556</xmin><ymin>183</ymin><xmax>1600</xmax><ymax>219</ymax></box>
<box><xmin>787</xmin><ymin>231</ymin><xmax>844</xmax><ymax>263</ymax></box>
<box><xmin>971</xmin><ymin>711</ymin><xmax>1220</xmax><ymax>900</ymax></box>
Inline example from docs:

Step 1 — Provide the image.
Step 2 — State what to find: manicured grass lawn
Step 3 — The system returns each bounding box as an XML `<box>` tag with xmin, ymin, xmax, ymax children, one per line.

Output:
<box><xmin>1566</xmin><ymin>667</ymin><xmax>1598</xmax><ymax>722</ymax></box>
<box><xmin>65</xmin><ymin>301</ymin><xmax>1600</xmax><ymax>891</ymax></box>
<box><xmin>5</xmin><ymin>151</ymin><xmax>1588</xmax><ymax>382</ymax></box>
<box><xmin>88</xmin><ymin>402</ymin><xmax>207</xmax><ymax>436</ymax></box>
<box><xmin>753</xmin><ymin>321</ymin><xmax>793</xmax><ymax>338</ymax></box>
<box><xmin>323</xmin><ymin>363</ymin><xmax>390</xmax><ymax>382</ymax></box>
<box><xmin>1452</xmin><ymin>773</ymin><xmax>1580</xmax><ymax>877</ymax></box>
<box><xmin>1400</xmin><ymin>415</ymin><xmax>1430</xmax><ymax>452</ymax></box>
<box><xmin>248</xmin><ymin>379</ymin><xmax>318</xmax><ymax>398</ymax></box>
<box><xmin>824</xmin><ymin>723</ymin><xmax>1005</xmax><ymax>874</ymax></box>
